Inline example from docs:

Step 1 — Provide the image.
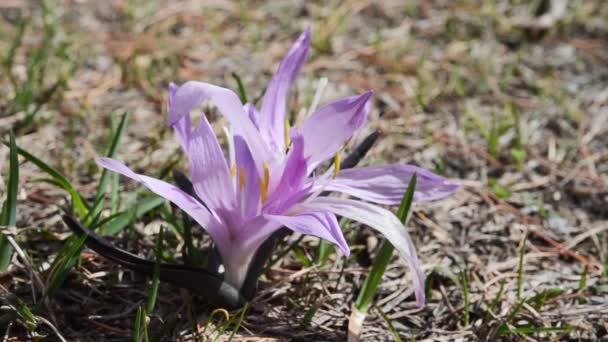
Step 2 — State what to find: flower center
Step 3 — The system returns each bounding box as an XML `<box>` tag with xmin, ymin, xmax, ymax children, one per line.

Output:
<box><xmin>231</xmin><ymin>161</ymin><xmax>270</xmax><ymax>205</ymax></box>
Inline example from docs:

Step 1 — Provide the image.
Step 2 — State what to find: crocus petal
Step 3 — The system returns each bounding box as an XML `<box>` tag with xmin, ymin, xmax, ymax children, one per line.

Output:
<box><xmin>224</xmin><ymin>209</ymin><xmax>350</xmax><ymax>289</ymax></box>
<box><xmin>266</xmin><ymin>211</ymin><xmax>350</xmax><ymax>257</ymax></box>
<box><xmin>268</xmin><ymin>133</ymin><xmax>307</xmax><ymax>196</ymax></box>
<box><xmin>168</xmin><ymin>83</ymin><xmax>191</xmax><ymax>152</ymax></box>
<box><xmin>235</xmin><ymin>211</ymin><xmax>349</xmax><ymax>275</ymax></box>
<box><xmin>259</xmin><ymin>29</ymin><xmax>311</xmax><ymax>153</ymax></box>
<box><xmin>321</xmin><ymin>165</ymin><xmax>460</xmax><ymax>204</ymax></box>
<box><xmin>264</xmin><ymin>133</ymin><xmax>310</xmax><ymax>215</ymax></box>
<box><xmin>244</xmin><ymin>103</ymin><xmax>260</xmax><ymax>130</ymax></box>
<box><xmin>95</xmin><ymin>157</ymin><xmax>229</xmax><ymax>247</ymax></box>
<box><xmin>234</xmin><ymin>135</ymin><xmax>261</xmax><ymax>220</ymax></box>
<box><xmin>298</xmin><ymin>91</ymin><xmax>373</xmax><ymax>173</ymax></box>
<box><xmin>222</xmin><ymin>216</ymin><xmax>282</xmax><ymax>289</ymax></box>
<box><xmin>168</xmin><ymin>81</ymin><xmax>273</xmax><ymax>173</ymax></box>
<box><xmin>299</xmin><ymin>197</ymin><xmax>425</xmax><ymax>307</ymax></box>
<box><xmin>188</xmin><ymin>114</ymin><xmax>235</xmax><ymax>214</ymax></box>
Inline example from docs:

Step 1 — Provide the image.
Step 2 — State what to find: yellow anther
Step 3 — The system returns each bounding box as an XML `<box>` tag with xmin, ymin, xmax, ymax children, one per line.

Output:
<box><xmin>333</xmin><ymin>151</ymin><xmax>341</xmax><ymax>178</ymax></box>
<box><xmin>239</xmin><ymin>166</ymin><xmax>246</xmax><ymax>190</ymax></box>
<box><xmin>284</xmin><ymin>119</ymin><xmax>291</xmax><ymax>149</ymax></box>
<box><xmin>258</xmin><ymin>161</ymin><xmax>270</xmax><ymax>204</ymax></box>
<box><xmin>263</xmin><ymin>161</ymin><xmax>270</xmax><ymax>188</ymax></box>
<box><xmin>258</xmin><ymin>179</ymin><xmax>268</xmax><ymax>204</ymax></box>
<box><xmin>230</xmin><ymin>164</ymin><xmax>237</xmax><ymax>178</ymax></box>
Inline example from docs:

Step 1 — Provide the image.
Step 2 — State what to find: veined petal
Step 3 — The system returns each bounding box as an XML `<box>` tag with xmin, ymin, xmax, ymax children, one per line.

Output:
<box><xmin>224</xmin><ymin>209</ymin><xmax>350</xmax><ymax>289</ymax></box>
<box><xmin>95</xmin><ymin>157</ymin><xmax>229</xmax><ymax>247</ymax></box>
<box><xmin>259</xmin><ymin>29</ymin><xmax>311</xmax><ymax>153</ymax></box>
<box><xmin>221</xmin><ymin>216</ymin><xmax>282</xmax><ymax>289</ymax></box>
<box><xmin>265</xmin><ymin>133</ymin><xmax>309</xmax><ymax>215</ymax></box>
<box><xmin>168</xmin><ymin>83</ymin><xmax>191</xmax><ymax>152</ymax></box>
<box><xmin>300</xmin><ymin>197</ymin><xmax>425</xmax><ymax>307</ymax></box>
<box><xmin>266</xmin><ymin>211</ymin><xmax>350</xmax><ymax>257</ymax></box>
<box><xmin>244</xmin><ymin>103</ymin><xmax>260</xmax><ymax>130</ymax></box>
<box><xmin>188</xmin><ymin>114</ymin><xmax>235</xmax><ymax>213</ymax></box>
<box><xmin>168</xmin><ymin>81</ymin><xmax>273</xmax><ymax>173</ymax></box>
<box><xmin>234</xmin><ymin>135</ymin><xmax>261</xmax><ymax>220</ymax></box>
<box><xmin>298</xmin><ymin>91</ymin><xmax>373</xmax><ymax>173</ymax></box>
<box><xmin>269</xmin><ymin>133</ymin><xmax>307</xmax><ymax>195</ymax></box>
<box><xmin>321</xmin><ymin>165</ymin><xmax>460</xmax><ymax>204</ymax></box>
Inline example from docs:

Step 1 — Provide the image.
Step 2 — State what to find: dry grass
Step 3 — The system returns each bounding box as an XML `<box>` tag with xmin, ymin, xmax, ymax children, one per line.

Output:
<box><xmin>1</xmin><ymin>0</ymin><xmax>607</xmax><ymax>341</ymax></box>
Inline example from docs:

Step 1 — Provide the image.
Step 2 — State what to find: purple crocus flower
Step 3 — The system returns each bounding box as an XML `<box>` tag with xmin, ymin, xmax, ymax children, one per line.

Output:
<box><xmin>96</xmin><ymin>29</ymin><xmax>458</xmax><ymax>306</ymax></box>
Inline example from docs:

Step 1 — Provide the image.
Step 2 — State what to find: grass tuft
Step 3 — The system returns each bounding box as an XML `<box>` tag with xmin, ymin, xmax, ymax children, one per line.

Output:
<box><xmin>0</xmin><ymin>131</ymin><xmax>19</xmax><ymax>270</ymax></box>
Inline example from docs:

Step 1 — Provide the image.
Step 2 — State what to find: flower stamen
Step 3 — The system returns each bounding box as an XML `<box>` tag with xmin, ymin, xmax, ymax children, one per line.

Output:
<box><xmin>239</xmin><ymin>166</ymin><xmax>246</xmax><ymax>190</ymax></box>
<box><xmin>230</xmin><ymin>164</ymin><xmax>237</xmax><ymax>178</ymax></box>
<box><xmin>333</xmin><ymin>151</ymin><xmax>341</xmax><ymax>178</ymax></box>
<box><xmin>284</xmin><ymin>119</ymin><xmax>291</xmax><ymax>150</ymax></box>
<box><xmin>258</xmin><ymin>161</ymin><xmax>270</xmax><ymax>204</ymax></box>
<box><xmin>263</xmin><ymin>161</ymin><xmax>270</xmax><ymax>187</ymax></box>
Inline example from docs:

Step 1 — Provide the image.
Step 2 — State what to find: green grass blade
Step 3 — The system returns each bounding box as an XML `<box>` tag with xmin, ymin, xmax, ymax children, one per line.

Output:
<box><xmin>88</xmin><ymin>112</ymin><xmax>129</xmax><ymax>224</ymax></box>
<box><xmin>147</xmin><ymin>227</ymin><xmax>163</xmax><ymax>313</ymax></box>
<box><xmin>489</xmin><ymin>281</ymin><xmax>505</xmax><ymax>313</ymax></box>
<box><xmin>134</xmin><ymin>306</ymin><xmax>144</xmax><ymax>342</ymax></box>
<box><xmin>263</xmin><ymin>234</ymin><xmax>306</xmax><ymax>273</ymax></box>
<box><xmin>111</xmin><ymin>172</ymin><xmax>119</xmax><ymax>215</ymax></box>
<box><xmin>12</xmin><ymin>143</ymin><xmax>88</xmax><ymax>217</ymax></box>
<box><xmin>227</xmin><ymin>303</ymin><xmax>249</xmax><ymax>341</ymax></box>
<box><xmin>499</xmin><ymin>324</ymin><xmax>574</xmax><ymax>336</ymax></box>
<box><xmin>3</xmin><ymin>19</ymin><xmax>27</xmax><ymax>87</ymax></box>
<box><xmin>578</xmin><ymin>266</ymin><xmax>588</xmax><ymax>304</ymax></box>
<box><xmin>1</xmin><ymin>131</ymin><xmax>19</xmax><ymax>227</ymax></box>
<box><xmin>0</xmin><ymin>131</ymin><xmax>19</xmax><ymax>270</ymax></box>
<box><xmin>41</xmin><ymin>233</ymin><xmax>88</xmax><ymax>302</ymax></box>
<box><xmin>355</xmin><ymin>174</ymin><xmax>417</xmax><ymax>312</ymax></box>
<box><xmin>315</xmin><ymin>239</ymin><xmax>333</xmax><ymax>266</ymax></box>
<box><xmin>316</xmin><ymin>218</ymin><xmax>348</xmax><ymax>266</ymax></box>
<box><xmin>300</xmin><ymin>301</ymin><xmax>320</xmax><ymax>328</ymax></box>
<box><xmin>517</xmin><ymin>231</ymin><xmax>528</xmax><ymax>301</ymax></box>
<box><xmin>528</xmin><ymin>288</ymin><xmax>565</xmax><ymax>311</ymax></box>
<box><xmin>461</xmin><ymin>269</ymin><xmax>470</xmax><ymax>327</ymax></box>
<box><xmin>293</xmin><ymin>246</ymin><xmax>312</xmax><ymax>268</ymax></box>
<box><xmin>159</xmin><ymin>205</ymin><xmax>184</xmax><ymax>241</ymax></box>
<box><xmin>374</xmin><ymin>305</ymin><xmax>402</xmax><ymax>342</ymax></box>
<box><xmin>354</xmin><ymin>240</ymin><xmax>394</xmax><ymax>312</ymax></box>
<box><xmin>232</xmin><ymin>72</ymin><xmax>248</xmax><ymax>104</ymax></box>
<box><xmin>103</xmin><ymin>196</ymin><xmax>165</xmax><ymax>236</ymax></box>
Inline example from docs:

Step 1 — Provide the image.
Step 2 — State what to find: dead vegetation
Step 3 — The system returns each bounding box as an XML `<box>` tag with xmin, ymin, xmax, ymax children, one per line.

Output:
<box><xmin>0</xmin><ymin>0</ymin><xmax>607</xmax><ymax>341</ymax></box>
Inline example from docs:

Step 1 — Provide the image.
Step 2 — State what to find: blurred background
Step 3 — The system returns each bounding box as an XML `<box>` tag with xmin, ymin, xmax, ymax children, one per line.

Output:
<box><xmin>1</xmin><ymin>0</ymin><xmax>607</xmax><ymax>340</ymax></box>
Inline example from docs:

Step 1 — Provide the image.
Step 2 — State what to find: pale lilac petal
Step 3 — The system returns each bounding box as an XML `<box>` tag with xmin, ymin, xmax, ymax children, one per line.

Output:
<box><xmin>188</xmin><ymin>114</ymin><xmax>235</xmax><ymax>213</ymax></box>
<box><xmin>266</xmin><ymin>211</ymin><xmax>350</xmax><ymax>257</ymax></box>
<box><xmin>299</xmin><ymin>197</ymin><xmax>425</xmax><ymax>307</ymax></box>
<box><xmin>235</xmin><ymin>211</ymin><xmax>349</xmax><ymax>271</ymax></box>
<box><xmin>95</xmin><ymin>157</ymin><xmax>229</xmax><ymax>246</ymax></box>
<box><xmin>222</xmin><ymin>216</ymin><xmax>282</xmax><ymax>288</ymax></box>
<box><xmin>167</xmin><ymin>83</ymin><xmax>191</xmax><ymax>152</ymax></box>
<box><xmin>259</xmin><ymin>29</ymin><xmax>311</xmax><ymax>153</ymax></box>
<box><xmin>264</xmin><ymin>134</ymin><xmax>309</xmax><ymax>214</ymax></box>
<box><xmin>298</xmin><ymin>91</ymin><xmax>373</xmax><ymax>172</ymax></box>
<box><xmin>168</xmin><ymin>81</ymin><xmax>273</xmax><ymax>172</ymax></box>
<box><xmin>234</xmin><ymin>135</ymin><xmax>261</xmax><ymax>220</ymax></box>
<box><xmin>224</xmin><ymin>209</ymin><xmax>351</xmax><ymax>287</ymax></box>
<box><xmin>271</xmin><ymin>133</ymin><xmax>307</xmax><ymax>194</ymax></box>
<box><xmin>244</xmin><ymin>103</ymin><xmax>260</xmax><ymax>130</ymax></box>
<box><xmin>323</xmin><ymin>165</ymin><xmax>460</xmax><ymax>204</ymax></box>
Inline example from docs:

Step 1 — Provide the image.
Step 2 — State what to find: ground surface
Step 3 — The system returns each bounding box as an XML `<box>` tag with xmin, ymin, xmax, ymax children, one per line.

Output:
<box><xmin>1</xmin><ymin>1</ymin><xmax>607</xmax><ymax>341</ymax></box>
